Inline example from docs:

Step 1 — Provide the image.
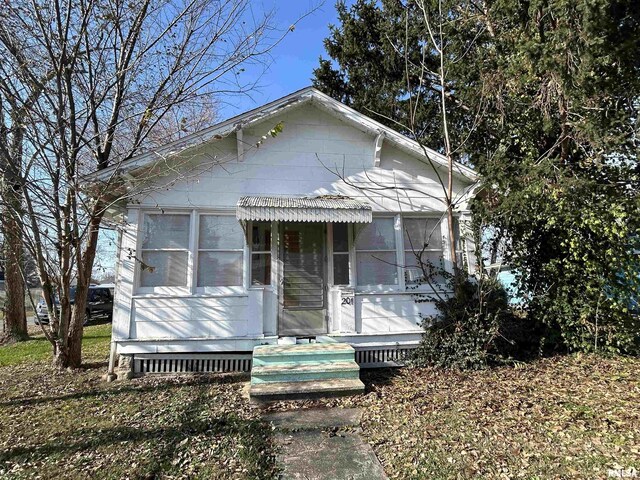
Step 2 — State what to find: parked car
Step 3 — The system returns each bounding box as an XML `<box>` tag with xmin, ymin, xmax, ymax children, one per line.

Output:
<box><xmin>35</xmin><ymin>285</ymin><xmax>113</xmax><ymax>325</ymax></box>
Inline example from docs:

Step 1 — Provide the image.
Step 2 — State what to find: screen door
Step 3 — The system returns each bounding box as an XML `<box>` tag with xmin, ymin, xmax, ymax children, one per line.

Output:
<box><xmin>279</xmin><ymin>222</ymin><xmax>327</xmax><ymax>336</ymax></box>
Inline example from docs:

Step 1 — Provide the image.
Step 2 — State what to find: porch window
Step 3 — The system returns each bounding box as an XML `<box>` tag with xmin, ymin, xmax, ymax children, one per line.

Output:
<box><xmin>332</xmin><ymin>223</ymin><xmax>350</xmax><ymax>285</ymax></box>
<box><xmin>355</xmin><ymin>217</ymin><xmax>398</xmax><ymax>286</ymax></box>
<box><xmin>197</xmin><ymin>215</ymin><xmax>244</xmax><ymax>287</ymax></box>
<box><xmin>403</xmin><ymin>217</ymin><xmax>444</xmax><ymax>285</ymax></box>
<box><xmin>140</xmin><ymin>214</ymin><xmax>190</xmax><ymax>287</ymax></box>
<box><xmin>251</xmin><ymin>222</ymin><xmax>271</xmax><ymax>285</ymax></box>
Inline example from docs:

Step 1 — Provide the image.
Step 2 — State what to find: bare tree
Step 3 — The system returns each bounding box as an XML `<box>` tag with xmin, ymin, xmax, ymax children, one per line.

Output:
<box><xmin>0</xmin><ymin>0</ymin><xmax>308</xmax><ymax>367</ymax></box>
<box><xmin>324</xmin><ymin>1</ymin><xmax>484</xmax><ymax>281</ymax></box>
<box><xmin>0</xmin><ymin>97</ymin><xmax>27</xmax><ymax>341</ymax></box>
<box><xmin>0</xmin><ymin>20</ymin><xmax>54</xmax><ymax>341</ymax></box>
<box><xmin>405</xmin><ymin>0</ymin><xmax>490</xmax><ymax>273</ymax></box>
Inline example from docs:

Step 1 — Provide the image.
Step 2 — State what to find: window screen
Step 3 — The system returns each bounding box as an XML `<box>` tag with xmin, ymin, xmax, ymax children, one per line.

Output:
<box><xmin>403</xmin><ymin>217</ymin><xmax>444</xmax><ymax>285</ymax></box>
<box><xmin>251</xmin><ymin>222</ymin><xmax>271</xmax><ymax>285</ymax></box>
<box><xmin>140</xmin><ymin>214</ymin><xmax>190</xmax><ymax>287</ymax></box>
<box><xmin>332</xmin><ymin>223</ymin><xmax>350</xmax><ymax>285</ymax></box>
<box><xmin>355</xmin><ymin>218</ymin><xmax>398</xmax><ymax>286</ymax></box>
<box><xmin>197</xmin><ymin>215</ymin><xmax>244</xmax><ymax>287</ymax></box>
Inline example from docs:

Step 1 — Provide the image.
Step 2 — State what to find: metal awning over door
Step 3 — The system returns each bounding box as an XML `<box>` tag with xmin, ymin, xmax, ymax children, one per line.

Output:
<box><xmin>236</xmin><ymin>196</ymin><xmax>372</xmax><ymax>223</ymax></box>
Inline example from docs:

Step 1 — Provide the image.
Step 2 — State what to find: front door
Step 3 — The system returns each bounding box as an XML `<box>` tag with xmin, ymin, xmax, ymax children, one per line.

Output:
<box><xmin>279</xmin><ymin>222</ymin><xmax>327</xmax><ymax>336</ymax></box>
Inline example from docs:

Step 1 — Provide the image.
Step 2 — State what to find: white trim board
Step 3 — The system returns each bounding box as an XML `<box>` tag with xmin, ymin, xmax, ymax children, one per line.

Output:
<box><xmin>87</xmin><ymin>87</ymin><xmax>477</xmax><ymax>184</ymax></box>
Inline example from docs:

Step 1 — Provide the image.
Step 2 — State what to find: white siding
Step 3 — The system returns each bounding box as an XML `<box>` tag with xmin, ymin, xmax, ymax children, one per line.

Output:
<box><xmin>112</xmin><ymin>209</ymin><xmax>139</xmax><ymax>341</ymax></box>
<box><xmin>113</xmin><ymin>101</ymin><xmax>474</xmax><ymax>351</ymax></box>
<box><xmin>135</xmin><ymin>104</ymin><xmax>466</xmax><ymax>214</ymax></box>
<box><xmin>357</xmin><ymin>294</ymin><xmax>437</xmax><ymax>334</ymax></box>
<box><xmin>131</xmin><ymin>296</ymin><xmax>251</xmax><ymax>339</ymax></box>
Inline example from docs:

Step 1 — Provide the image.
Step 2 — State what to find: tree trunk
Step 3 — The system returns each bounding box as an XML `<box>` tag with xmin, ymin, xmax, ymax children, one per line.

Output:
<box><xmin>66</xmin><ymin>214</ymin><xmax>101</xmax><ymax>368</ymax></box>
<box><xmin>66</xmin><ymin>296</ymin><xmax>86</xmax><ymax>368</ymax></box>
<box><xmin>1</xmin><ymin>209</ymin><xmax>27</xmax><ymax>342</ymax></box>
<box><xmin>447</xmin><ymin>199</ymin><xmax>458</xmax><ymax>270</ymax></box>
<box><xmin>53</xmin><ymin>339</ymin><xmax>68</xmax><ymax>369</ymax></box>
<box><xmin>1</xmin><ymin>141</ymin><xmax>27</xmax><ymax>342</ymax></box>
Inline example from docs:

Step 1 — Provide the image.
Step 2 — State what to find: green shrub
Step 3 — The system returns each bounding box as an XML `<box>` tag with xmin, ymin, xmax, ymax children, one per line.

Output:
<box><xmin>474</xmin><ymin>163</ymin><xmax>640</xmax><ymax>356</ymax></box>
<box><xmin>411</xmin><ymin>271</ymin><xmax>515</xmax><ymax>370</ymax></box>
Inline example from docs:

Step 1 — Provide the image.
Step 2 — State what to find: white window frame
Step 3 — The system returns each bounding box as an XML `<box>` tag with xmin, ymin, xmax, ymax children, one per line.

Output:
<box><xmin>136</xmin><ymin>210</ymin><xmax>193</xmax><ymax>296</ymax></box>
<box><xmin>249</xmin><ymin>220</ymin><xmax>272</xmax><ymax>288</ymax></box>
<box><xmin>401</xmin><ymin>214</ymin><xmax>448</xmax><ymax>290</ymax></box>
<box><xmin>355</xmin><ymin>215</ymin><xmax>401</xmax><ymax>291</ymax></box>
<box><xmin>195</xmin><ymin>213</ymin><xmax>246</xmax><ymax>295</ymax></box>
<box><xmin>328</xmin><ymin>222</ymin><xmax>352</xmax><ymax>287</ymax></box>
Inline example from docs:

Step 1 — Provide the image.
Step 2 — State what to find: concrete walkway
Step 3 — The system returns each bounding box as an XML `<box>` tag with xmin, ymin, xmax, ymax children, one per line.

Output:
<box><xmin>263</xmin><ymin>408</ymin><xmax>387</xmax><ymax>480</ymax></box>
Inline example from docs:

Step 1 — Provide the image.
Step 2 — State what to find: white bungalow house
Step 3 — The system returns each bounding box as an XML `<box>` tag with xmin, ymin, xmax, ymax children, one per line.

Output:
<box><xmin>99</xmin><ymin>87</ymin><xmax>478</xmax><ymax>383</ymax></box>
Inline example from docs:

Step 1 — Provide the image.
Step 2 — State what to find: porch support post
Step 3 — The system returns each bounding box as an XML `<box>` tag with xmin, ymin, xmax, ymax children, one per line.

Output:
<box><xmin>327</xmin><ymin>222</ymin><xmax>334</xmax><ymax>286</ymax></box>
<box><xmin>394</xmin><ymin>214</ymin><xmax>405</xmax><ymax>290</ymax></box>
<box><xmin>243</xmin><ymin>220</ymin><xmax>251</xmax><ymax>291</ymax></box>
<box><xmin>110</xmin><ymin>209</ymin><xmax>138</xmax><ymax>378</ymax></box>
<box><xmin>266</xmin><ymin>220</ymin><xmax>279</xmax><ymax>336</ymax></box>
<box><xmin>248</xmin><ymin>289</ymin><xmax>264</xmax><ymax>336</ymax></box>
<box><xmin>188</xmin><ymin>209</ymin><xmax>197</xmax><ymax>293</ymax></box>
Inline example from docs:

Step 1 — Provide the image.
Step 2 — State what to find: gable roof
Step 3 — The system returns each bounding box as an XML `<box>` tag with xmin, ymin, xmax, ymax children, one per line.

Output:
<box><xmin>90</xmin><ymin>86</ymin><xmax>477</xmax><ymax>183</ymax></box>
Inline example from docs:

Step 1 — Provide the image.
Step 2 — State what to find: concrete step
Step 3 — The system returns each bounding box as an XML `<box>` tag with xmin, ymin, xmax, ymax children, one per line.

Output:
<box><xmin>252</xmin><ymin>343</ymin><xmax>356</xmax><ymax>366</ymax></box>
<box><xmin>251</xmin><ymin>361</ymin><xmax>360</xmax><ymax>384</ymax></box>
<box><xmin>250</xmin><ymin>378</ymin><xmax>365</xmax><ymax>402</ymax></box>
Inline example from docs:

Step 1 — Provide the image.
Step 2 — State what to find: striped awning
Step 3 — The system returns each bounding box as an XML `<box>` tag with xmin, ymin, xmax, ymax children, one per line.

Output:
<box><xmin>236</xmin><ymin>196</ymin><xmax>372</xmax><ymax>223</ymax></box>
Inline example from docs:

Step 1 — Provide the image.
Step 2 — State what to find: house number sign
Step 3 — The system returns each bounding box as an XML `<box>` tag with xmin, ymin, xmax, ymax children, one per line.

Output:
<box><xmin>341</xmin><ymin>291</ymin><xmax>355</xmax><ymax>306</ymax></box>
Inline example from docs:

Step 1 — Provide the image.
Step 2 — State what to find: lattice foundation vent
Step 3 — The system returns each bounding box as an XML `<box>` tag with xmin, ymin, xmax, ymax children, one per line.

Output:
<box><xmin>132</xmin><ymin>354</ymin><xmax>252</xmax><ymax>374</ymax></box>
<box><xmin>355</xmin><ymin>346</ymin><xmax>417</xmax><ymax>367</ymax></box>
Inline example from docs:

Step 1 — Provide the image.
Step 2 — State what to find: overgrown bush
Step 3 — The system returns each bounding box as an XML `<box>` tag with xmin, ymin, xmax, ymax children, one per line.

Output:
<box><xmin>476</xmin><ymin>174</ymin><xmax>640</xmax><ymax>356</ymax></box>
<box><xmin>411</xmin><ymin>271</ymin><xmax>516</xmax><ymax>370</ymax></box>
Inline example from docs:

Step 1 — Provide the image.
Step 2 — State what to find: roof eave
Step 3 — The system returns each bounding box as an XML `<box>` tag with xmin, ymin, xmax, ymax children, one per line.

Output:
<box><xmin>308</xmin><ymin>91</ymin><xmax>477</xmax><ymax>182</ymax></box>
<box><xmin>87</xmin><ymin>86</ymin><xmax>478</xmax><ymax>184</ymax></box>
<box><xmin>87</xmin><ymin>87</ymin><xmax>318</xmax><ymax>183</ymax></box>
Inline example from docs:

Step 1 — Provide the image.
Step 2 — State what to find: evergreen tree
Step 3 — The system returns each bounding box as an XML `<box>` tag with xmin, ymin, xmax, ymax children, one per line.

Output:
<box><xmin>314</xmin><ymin>1</ymin><xmax>446</xmax><ymax>146</ymax></box>
<box><xmin>315</xmin><ymin>0</ymin><xmax>640</xmax><ymax>353</ymax></box>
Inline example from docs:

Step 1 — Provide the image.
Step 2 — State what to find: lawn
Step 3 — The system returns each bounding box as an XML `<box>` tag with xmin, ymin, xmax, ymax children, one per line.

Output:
<box><xmin>267</xmin><ymin>356</ymin><xmax>640</xmax><ymax>480</ymax></box>
<box><xmin>354</xmin><ymin>357</ymin><xmax>640</xmax><ymax>479</ymax></box>
<box><xmin>0</xmin><ymin>324</ymin><xmax>278</xmax><ymax>480</ymax></box>
<box><xmin>1</xmin><ymin>326</ymin><xmax>638</xmax><ymax>480</ymax></box>
<box><xmin>0</xmin><ymin>323</ymin><xmax>113</xmax><ymax>367</ymax></box>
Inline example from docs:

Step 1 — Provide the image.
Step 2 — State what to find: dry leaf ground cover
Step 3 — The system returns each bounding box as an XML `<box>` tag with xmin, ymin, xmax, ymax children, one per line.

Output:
<box><xmin>262</xmin><ymin>356</ymin><xmax>640</xmax><ymax>479</ymax></box>
<box><xmin>346</xmin><ymin>356</ymin><xmax>640</xmax><ymax>479</ymax></box>
<box><xmin>1</xmin><ymin>323</ymin><xmax>639</xmax><ymax>480</ymax></box>
<box><xmin>0</xmin><ymin>324</ymin><xmax>277</xmax><ymax>480</ymax></box>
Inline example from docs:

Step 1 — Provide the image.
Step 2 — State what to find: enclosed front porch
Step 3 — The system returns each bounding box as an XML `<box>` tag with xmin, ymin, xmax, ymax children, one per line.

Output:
<box><xmin>111</xmin><ymin>195</ymin><xmax>469</xmax><ymax>375</ymax></box>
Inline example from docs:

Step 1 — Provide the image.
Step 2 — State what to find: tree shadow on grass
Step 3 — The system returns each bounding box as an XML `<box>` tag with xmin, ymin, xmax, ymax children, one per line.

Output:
<box><xmin>0</xmin><ymin>380</ymin><xmax>277</xmax><ymax>479</ymax></box>
<box><xmin>0</xmin><ymin>372</ymin><xmax>249</xmax><ymax>408</ymax></box>
<box><xmin>80</xmin><ymin>360</ymin><xmax>109</xmax><ymax>369</ymax></box>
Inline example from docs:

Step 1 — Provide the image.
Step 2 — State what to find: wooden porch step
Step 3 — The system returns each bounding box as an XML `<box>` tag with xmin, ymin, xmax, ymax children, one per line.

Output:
<box><xmin>251</xmin><ymin>361</ymin><xmax>360</xmax><ymax>384</ymax></box>
<box><xmin>250</xmin><ymin>342</ymin><xmax>363</xmax><ymax>401</ymax></box>
<box><xmin>249</xmin><ymin>378</ymin><xmax>365</xmax><ymax>402</ymax></box>
<box><xmin>253</xmin><ymin>361</ymin><xmax>359</xmax><ymax>374</ymax></box>
<box><xmin>253</xmin><ymin>342</ymin><xmax>353</xmax><ymax>356</ymax></box>
<box><xmin>252</xmin><ymin>342</ymin><xmax>356</xmax><ymax>366</ymax></box>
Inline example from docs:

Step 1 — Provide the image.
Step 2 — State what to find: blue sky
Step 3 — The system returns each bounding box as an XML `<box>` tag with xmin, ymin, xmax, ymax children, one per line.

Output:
<box><xmin>95</xmin><ymin>1</ymin><xmax>348</xmax><ymax>279</ymax></box>
<box><xmin>216</xmin><ymin>0</ymin><xmax>344</xmax><ymax>120</ymax></box>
